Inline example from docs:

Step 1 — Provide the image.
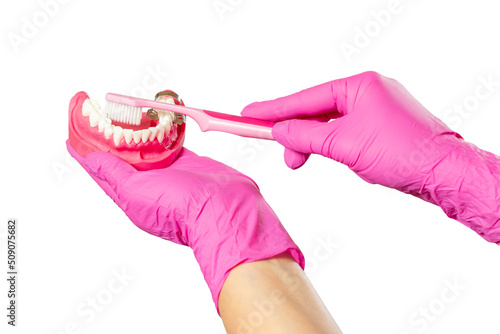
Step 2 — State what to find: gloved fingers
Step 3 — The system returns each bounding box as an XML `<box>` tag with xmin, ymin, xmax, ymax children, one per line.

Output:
<box><xmin>272</xmin><ymin>117</ymin><xmax>345</xmax><ymax>159</ymax></box>
<box><xmin>280</xmin><ymin>114</ymin><xmax>328</xmax><ymax>169</ymax></box>
<box><xmin>84</xmin><ymin>151</ymin><xmax>137</xmax><ymax>194</ymax></box>
<box><xmin>241</xmin><ymin>77</ymin><xmax>352</xmax><ymax>121</ymax></box>
<box><xmin>241</xmin><ymin>81</ymin><xmax>336</xmax><ymax>121</ymax></box>
<box><xmin>241</xmin><ymin>71</ymin><xmax>395</xmax><ymax>123</ymax></box>
<box><xmin>284</xmin><ymin>148</ymin><xmax>310</xmax><ymax>170</ymax></box>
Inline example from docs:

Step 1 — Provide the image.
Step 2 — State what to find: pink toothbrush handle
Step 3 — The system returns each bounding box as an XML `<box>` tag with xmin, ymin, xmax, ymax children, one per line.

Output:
<box><xmin>201</xmin><ymin>110</ymin><xmax>275</xmax><ymax>140</ymax></box>
<box><xmin>106</xmin><ymin>93</ymin><xmax>275</xmax><ymax>140</ymax></box>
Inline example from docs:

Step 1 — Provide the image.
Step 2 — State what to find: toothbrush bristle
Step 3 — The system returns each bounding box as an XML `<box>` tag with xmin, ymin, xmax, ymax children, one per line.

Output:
<box><xmin>104</xmin><ymin>101</ymin><xmax>143</xmax><ymax>126</ymax></box>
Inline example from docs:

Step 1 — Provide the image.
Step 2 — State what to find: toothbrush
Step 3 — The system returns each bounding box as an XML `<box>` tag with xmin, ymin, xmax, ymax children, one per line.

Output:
<box><xmin>104</xmin><ymin>93</ymin><xmax>275</xmax><ymax>140</ymax></box>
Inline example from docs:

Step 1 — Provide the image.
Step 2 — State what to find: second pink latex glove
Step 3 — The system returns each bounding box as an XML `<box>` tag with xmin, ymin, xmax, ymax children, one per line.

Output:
<box><xmin>66</xmin><ymin>141</ymin><xmax>305</xmax><ymax>312</ymax></box>
<box><xmin>242</xmin><ymin>71</ymin><xmax>500</xmax><ymax>245</ymax></box>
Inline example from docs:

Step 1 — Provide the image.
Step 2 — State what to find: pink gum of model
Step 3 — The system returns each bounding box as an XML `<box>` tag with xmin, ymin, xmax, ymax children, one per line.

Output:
<box><xmin>68</xmin><ymin>91</ymin><xmax>186</xmax><ymax>170</ymax></box>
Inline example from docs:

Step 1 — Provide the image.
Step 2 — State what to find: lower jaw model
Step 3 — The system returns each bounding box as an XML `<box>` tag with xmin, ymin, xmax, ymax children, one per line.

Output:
<box><xmin>68</xmin><ymin>90</ymin><xmax>186</xmax><ymax>170</ymax></box>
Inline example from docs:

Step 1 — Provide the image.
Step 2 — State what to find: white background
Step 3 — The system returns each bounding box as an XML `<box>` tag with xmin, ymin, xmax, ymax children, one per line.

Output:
<box><xmin>1</xmin><ymin>0</ymin><xmax>500</xmax><ymax>333</ymax></box>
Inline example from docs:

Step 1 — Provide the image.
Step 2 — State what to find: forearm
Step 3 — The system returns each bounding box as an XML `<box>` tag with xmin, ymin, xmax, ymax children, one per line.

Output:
<box><xmin>219</xmin><ymin>253</ymin><xmax>342</xmax><ymax>334</ymax></box>
<box><xmin>415</xmin><ymin>138</ymin><xmax>500</xmax><ymax>244</ymax></box>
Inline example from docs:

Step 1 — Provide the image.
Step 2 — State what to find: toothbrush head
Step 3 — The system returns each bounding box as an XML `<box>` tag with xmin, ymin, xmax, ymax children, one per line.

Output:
<box><xmin>68</xmin><ymin>90</ymin><xmax>186</xmax><ymax>170</ymax></box>
<box><xmin>104</xmin><ymin>90</ymin><xmax>186</xmax><ymax>126</ymax></box>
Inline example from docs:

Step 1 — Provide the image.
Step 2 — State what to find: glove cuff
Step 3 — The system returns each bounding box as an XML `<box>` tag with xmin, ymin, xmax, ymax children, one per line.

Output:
<box><xmin>414</xmin><ymin>138</ymin><xmax>500</xmax><ymax>244</ymax></box>
<box><xmin>188</xmin><ymin>196</ymin><xmax>305</xmax><ymax>315</ymax></box>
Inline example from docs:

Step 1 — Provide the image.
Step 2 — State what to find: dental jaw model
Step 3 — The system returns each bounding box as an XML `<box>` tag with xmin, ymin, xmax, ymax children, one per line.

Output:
<box><xmin>68</xmin><ymin>90</ymin><xmax>186</xmax><ymax>170</ymax></box>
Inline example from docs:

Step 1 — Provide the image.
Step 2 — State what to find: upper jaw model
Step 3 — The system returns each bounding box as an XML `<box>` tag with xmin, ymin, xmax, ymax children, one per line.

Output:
<box><xmin>68</xmin><ymin>90</ymin><xmax>186</xmax><ymax>170</ymax></box>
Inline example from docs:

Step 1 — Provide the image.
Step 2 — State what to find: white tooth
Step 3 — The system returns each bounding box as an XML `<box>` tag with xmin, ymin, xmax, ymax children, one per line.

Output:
<box><xmin>90</xmin><ymin>100</ymin><xmax>101</xmax><ymax>109</ymax></box>
<box><xmin>165</xmin><ymin>127</ymin><xmax>173</xmax><ymax>144</ymax></box>
<box><xmin>141</xmin><ymin>129</ymin><xmax>150</xmax><ymax>143</ymax></box>
<box><xmin>113</xmin><ymin>126</ymin><xmax>124</xmax><ymax>145</ymax></box>
<box><xmin>124</xmin><ymin>129</ymin><xmax>133</xmax><ymax>145</ymax></box>
<box><xmin>158</xmin><ymin>96</ymin><xmax>175</xmax><ymax>104</ymax></box>
<box><xmin>104</xmin><ymin>125</ymin><xmax>113</xmax><ymax>139</ymax></box>
<box><xmin>89</xmin><ymin>110</ymin><xmax>100</xmax><ymax>127</ymax></box>
<box><xmin>159</xmin><ymin>112</ymin><xmax>174</xmax><ymax>124</ymax></box>
<box><xmin>163</xmin><ymin>120</ymin><xmax>172</xmax><ymax>134</ymax></box>
<box><xmin>163</xmin><ymin>134</ymin><xmax>171</xmax><ymax>146</ymax></box>
<box><xmin>82</xmin><ymin>99</ymin><xmax>93</xmax><ymax>116</ymax></box>
<box><xmin>170</xmin><ymin>128</ymin><xmax>178</xmax><ymax>142</ymax></box>
<box><xmin>156</xmin><ymin>125</ymin><xmax>164</xmax><ymax>143</ymax></box>
<box><xmin>133</xmin><ymin>131</ymin><xmax>142</xmax><ymax>144</ymax></box>
<box><xmin>148</xmin><ymin>127</ymin><xmax>158</xmax><ymax>141</ymax></box>
<box><xmin>98</xmin><ymin>118</ymin><xmax>107</xmax><ymax>132</ymax></box>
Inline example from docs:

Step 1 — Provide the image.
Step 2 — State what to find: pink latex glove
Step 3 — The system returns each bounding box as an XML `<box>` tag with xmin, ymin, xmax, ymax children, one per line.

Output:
<box><xmin>66</xmin><ymin>140</ymin><xmax>305</xmax><ymax>312</ymax></box>
<box><xmin>242</xmin><ymin>71</ymin><xmax>500</xmax><ymax>245</ymax></box>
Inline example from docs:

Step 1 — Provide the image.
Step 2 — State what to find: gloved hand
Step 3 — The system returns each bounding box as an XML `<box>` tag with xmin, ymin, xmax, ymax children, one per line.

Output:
<box><xmin>242</xmin><ymin>71</ymin><xmax>500</xmax><ymax>245</ymax></box>
<box><xmin>66</xmin><ymin>141</ymin><xmax>305</xmax><ymax>312</ymax></box>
